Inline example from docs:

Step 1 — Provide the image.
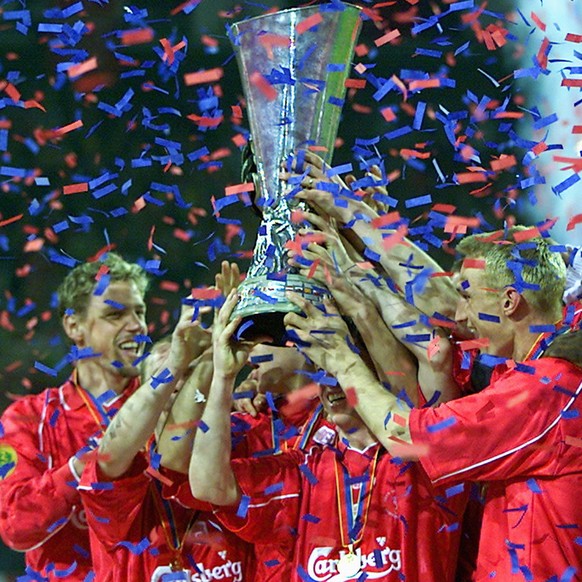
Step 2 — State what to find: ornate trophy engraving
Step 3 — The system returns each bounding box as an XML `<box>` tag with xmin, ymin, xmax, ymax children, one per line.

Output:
<box><xmin>230</xmin><ymin>3</ymin><xmax>362</xmax><ymax>344</ymax></box>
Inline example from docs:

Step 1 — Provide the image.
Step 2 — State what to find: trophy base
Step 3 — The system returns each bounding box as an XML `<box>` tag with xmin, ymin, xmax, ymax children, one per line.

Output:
<box><xmin>231</xmin><ymin>274</ymin><xmax>332</xmax><ymax>346</ymax></box>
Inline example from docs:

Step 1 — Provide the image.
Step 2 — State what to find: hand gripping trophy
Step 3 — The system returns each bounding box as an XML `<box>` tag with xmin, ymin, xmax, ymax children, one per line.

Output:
<box><xmin>229</xmin><ymin>3</ymin><xmax>362</xmax><ymax>344</ymax></box>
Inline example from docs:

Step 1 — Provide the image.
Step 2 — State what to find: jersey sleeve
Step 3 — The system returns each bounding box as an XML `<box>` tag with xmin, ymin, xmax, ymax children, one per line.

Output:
<box><xmin>0</xmin><ymin>397</ymin><xmax>80</xmax><ymax>551</ymax></box>
<box><xmin>160</xmin><ymin>466</ymin><xmax>213</xmax><ymax>512</ymax></box>
<box><xmin>214</xmin><ymin>449</ymin><xmax>304</xmax><ymax>546</ymax></box>
<box><xmin>78</xmin><ymin>453</ymin><xmax>151</xmax><ymax>548</ymax></box>
<box><xmin>409</xmin><ymin>358</ymin><xmax>582</xmax><ymax>486</ymax></box>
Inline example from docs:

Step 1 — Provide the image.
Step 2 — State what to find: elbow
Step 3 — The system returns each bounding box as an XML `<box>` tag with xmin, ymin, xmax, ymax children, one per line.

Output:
<box><xmin>0</xmin><ymin>524</ymin><xmax>31</xmax><ymax>552</ymax></box>
<box><xmin>188</xmin><ymin>471</ymin><xmax>218</xmax><ymax>504</ymax></box>
<box><xmin>0</xmin><ymin>514</ymin><xmax>53</xmax><ymax>551</ymax></box>
<box><xmin>189</xmin><ymin>471</ymin><xmax>237</xmax><ymax>506</ymax></box>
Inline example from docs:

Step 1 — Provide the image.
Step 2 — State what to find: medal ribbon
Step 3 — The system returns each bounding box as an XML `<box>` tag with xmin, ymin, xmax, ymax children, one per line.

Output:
<box><xmin>524</xmin><ymin>320</ymin><xmax>574</xmax><ymax>361</ymax></box>
<box><xmin>73</xmin><ymin>370</ymin><xmax>114</xmax><ymax>430</ymax></box>
<box><xmin>334</xmin><ymin>445</ymin><xmax>380</xmax><ymax>548</ymax></box>
<box><xmin>295</xmin><ymin>403</ymin><xmax>324</xmax><ymax>451</ymax></box>
<box><xmin>151</xmin><ymin>479</ymin><xmax>197</xmax><ymax>571</ymax></box>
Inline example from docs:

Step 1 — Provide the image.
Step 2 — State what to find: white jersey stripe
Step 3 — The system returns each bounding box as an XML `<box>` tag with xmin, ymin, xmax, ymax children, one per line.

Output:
<box><xmin>432</xmin><ymin>378</ymin><xmax>582</xmax><ymax>484</ymax></box>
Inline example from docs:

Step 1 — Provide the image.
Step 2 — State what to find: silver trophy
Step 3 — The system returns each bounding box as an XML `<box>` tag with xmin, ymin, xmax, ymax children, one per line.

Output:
<box><xmin>230</xmin><ymin>3</ymin><xmax>362</xmax><ymax>344</ymax></box>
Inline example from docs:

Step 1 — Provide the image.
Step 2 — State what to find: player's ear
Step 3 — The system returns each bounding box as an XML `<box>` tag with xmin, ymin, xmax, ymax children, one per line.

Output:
<box><xmin>501</xmin><ymin>286</ymin><xmax>522</xmax><ymax>317</ymax></box>
<box><xmin>63</xmin><ymin>313</ymin><xmax>85</xmax><ymax>345</ymax></box>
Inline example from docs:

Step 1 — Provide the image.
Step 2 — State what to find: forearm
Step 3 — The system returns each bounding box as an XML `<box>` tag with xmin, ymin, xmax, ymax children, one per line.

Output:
<box><xmin>189</xmin><ymin>374</ymin><xmax>240</xmax><ymax>506</ymax></box>
<box><xmin>331</xmin><ymin>345</ymin><xmax>412</xmax><ymax>451</ymax></box>
<box><xmin>158</xmin><ymin>353</ymin><xmax>214</xmax><ymax>473</ymax></box>
<box><xmin>354</xmin><ymin>276</ymin><xmax>458</xmax><ymax>404</ymax></box>
<box><xmin>345</xmin><ymin>303</ymin><xmax>419</xmax><ymax>405</ymax></box>
<box><xmin>344</xmin><ymin>212</ymin><xmax>458</xmax><ymax>318</ymax></box>
<box><xmin>98</xmin><ymin>374</ymin><xmax>181</xmax><ymax>480</ymax></box>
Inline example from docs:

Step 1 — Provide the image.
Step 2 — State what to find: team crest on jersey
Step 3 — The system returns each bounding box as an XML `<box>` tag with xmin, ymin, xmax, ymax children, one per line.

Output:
<box><xmin>70</xmin><ymin>506</ymin><xmax>89</xmax><ymax>530</ymax></box>
<box><xmin>0</xmin><ymin>444</ymin><xmax>17</xmax><ymax>480</ymax></box>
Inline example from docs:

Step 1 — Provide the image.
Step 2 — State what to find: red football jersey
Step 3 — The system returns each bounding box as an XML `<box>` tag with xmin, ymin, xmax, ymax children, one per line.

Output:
<box><xmin>215</xmin><ymin>434</ymin><xmax>467</xmax><ymax>582</ymax></box>
<box><xmin>410</xmin><ymin>357</ymin><xmax>582</xmax><ymax>581</ymax></box>
<box><xmin>80</xmin><ymin>453</ymin><xmax>254</xmax><ymax>581</ymax></box>
<box><xmin>0</xmin><ymin>376</ymin><xmax>138</xmax><ymax>581</ymax></box>
<box><xmin>170</xmin><ymin>400</ymin><xmax>326</xmax><ymax>582</ymax></box>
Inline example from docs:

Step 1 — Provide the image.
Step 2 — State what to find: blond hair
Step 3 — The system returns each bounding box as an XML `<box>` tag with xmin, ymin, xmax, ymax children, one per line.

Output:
<box><xmin>456</xmin><ymin>226</ymin><xmax>566</xmax><ymax>314</ymax></box>
<box><xmin>57</xmin><ymin>253</ymin><xmax>149</xmax><ymax>319</ymax></box>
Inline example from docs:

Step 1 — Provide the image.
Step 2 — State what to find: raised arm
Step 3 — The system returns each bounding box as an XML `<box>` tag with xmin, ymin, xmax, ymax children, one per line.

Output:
<box><xmin>285</xmin><ymin>294</ymin><xmax>413</xmax><ymax>454</ymax></box>
<box><xmin>156</xmin><ymin>348</ymin><xmax>213</xmax><ymax>474</ymax></box>
<box><xmin>290</xmin><ymin>212</ymin><xmax>458</xmax><ymax>405</ymax></box>
<box><xmin>97</xmin><ymin>304</ymin><xmax>206</xmax><ymax>479</ymax></box>
<box><xmin>189</xmin><ymin>290</ymin><xmax>255</xmax><ymax>506</ymax></box>
<box><xmin>283</xmin><ymin>151</ymin><xmax>459</xmax><ymax>318</ymax></box>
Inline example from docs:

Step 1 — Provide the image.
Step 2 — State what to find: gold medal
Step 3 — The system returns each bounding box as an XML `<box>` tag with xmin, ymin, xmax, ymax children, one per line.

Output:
<box><xmin>150</xmin><ymin>566</ymin><xmax>190</xmax><ymax>581</ymax></box>
<box><xmin>337</xmin><ymin>549</ymin><xmax>361</xmax><ymax>579</ymax></box>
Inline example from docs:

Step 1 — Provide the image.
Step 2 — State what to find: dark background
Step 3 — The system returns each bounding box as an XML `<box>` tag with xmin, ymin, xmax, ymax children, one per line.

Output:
<box><xmin>0</xmin><ymin>0</ymin><xmax>531</xmax><ymax>574</ymax></box>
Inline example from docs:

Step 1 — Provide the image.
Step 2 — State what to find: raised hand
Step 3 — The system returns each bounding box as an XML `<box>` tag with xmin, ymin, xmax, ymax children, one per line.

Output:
<box><xmin>215</xmin><ymin>260</ymin><xmax>241</xmax><ymax>298</ymax></box>
<box><xmin>232</xmin><ymin>369</ymin><xmax>268</xmax><ymax>417</ymax></box>
<box><xmin>212</xmin><ymin>290</ymin><xmax>257</xmax><ymax>380</ymax></box>
<box><xmin>284</xmin><ymin>292</ymin><xmax>352</xmax><ymax>376</ymax></box>
<box><xmin>345</xmin><ymin>163</ymin><xmax>391</xmax><ymax>215</ymax></box>
<box><xmin>166</xmin><ymin>302</ymin><xmax>210</xmax><ymax>378</ymax></box>
<box><xmin>281</xmin><ymin>151</ymin><xmax>374</xmax><ymax>225</ymax></box>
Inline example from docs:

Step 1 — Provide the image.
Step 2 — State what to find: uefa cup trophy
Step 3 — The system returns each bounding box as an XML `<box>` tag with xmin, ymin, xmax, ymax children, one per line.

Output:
<box><xmin>229</xmin><ymin>3</ymin><xmax>362</xmax><ymax>344</ymax></box>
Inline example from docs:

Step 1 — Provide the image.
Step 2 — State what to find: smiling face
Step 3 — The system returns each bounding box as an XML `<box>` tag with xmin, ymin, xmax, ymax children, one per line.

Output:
<box><xmin>64</xmin><ymin>280</ymin><xmax>147</xmax><ymax>392</ymax></box>
<box><xmin>454</xmin><ymin>265</ymin><xmax>514</xmax><ymax>358</ymax></box>
<box><xmin>319</xmin><ymin>384</ymin><xmax>362</xmax><ymax>427</ymax></box>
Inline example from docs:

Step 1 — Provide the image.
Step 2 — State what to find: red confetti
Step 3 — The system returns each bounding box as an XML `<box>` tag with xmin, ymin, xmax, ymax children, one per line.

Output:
<box><xmin>512</xmin><ymin>227</ymin><xmax>540</xmax><ymax>242</ymax></box>
<box><xmin>307</xmin><ymin>258</ymin><xmax>321</xmax><ymax>280</ymax></box>
<box><xmin>371</xmin><ymin>211</ymin><xmax>401</xmax><ymax>228</ymax></box>
<box><xmin>66</xmin><ymin>58</ymin><xmax>98</xmax><ymax>79</ymax></box>
<box><xmin>258</xmin><ymin>33</ymin><xmax>290</xmax><ymax>59</ymax></box>
<box><xmin>224</xmin><ymin>182</ymin><xmax>254</xmax><ymax>196</ymax></box>
<box><xmin>490</xmin><ymin>155</ymin><xmax>517</xmax><ymax>172</ymax></box>
<box><xmin>183</xmin><ymin>68</ymin><xmax>224</xmax><ymax>86</ymax></box>
<box><xmin>408</xmin><ymin>78</ymin><xmax>441</xmax><ymax>91</ymax></box>
<box><xmin>120</xmin><ymin>28</ymin><xmax>155</xmax><ymax>46</ymax></box>
<box><xmin>345</xmin><ymin>79</ymin><xmax>366</xmax><ymax>89</ymax></box>
<box><xmin>249</xmin><ymin>71</ymin><xmax>277</xmax><ymax>102</ymax></box>
<box><xmin>54</xmin><ymin>120</ymin><xmax>83</xmax><ymax>137</ymax></box>
<box><xmin>565</xmin><ymin>33</ymin><xmax>582</xmax><ymax>43</ymax></box>
<box><xmin>375</xmin><ymin>29</ymin><xmax>401</xmax><ymax>47</ymax></box>
<box><xmin>295</xmin><ymin>12</ymin><xmax>323</xmax><ymax>35</ymax></box>
<box><xmin>345</xmin><ymin>387</ymin><xmax>358</xmax><ymax>408</ymax></box>
<box><xmin>190</xmin><ymin>287</ymin><xmax>222</xmax><ymax>300</ymax></box>
<box><xmin>561</xmin><ymin>79</ymin><xmax>582</xmax><ymax>88</ymax></box>
<box><xmin>566</xmin><ymin>214</ymin><xmax>582</xmax><ymax>232</ymax></box>
<box><xmin>160</xmin><ymin>281</ymin><xmax>180</xmax><ymax>292</ymax></box>
<box><xmin>0</xmin><ymin>214</ymin><xmax>23</xmax><ymax>228</ymax></box>
<box><xmin>462</xmin><ymin>258</ymin><xmax>486</xmax><ymax>270</ymax></box>
<box><xmin>530</xmin><ymin>11</ymin><xmax>547</xmax><ymax>32</ymax></box>
<box><xmin>380</xmin><ymin>107</ymin><xmax>396</xmax><ymax>122</ymax></box>
<box><xmin>63</xmin><ymin>183</ymin><xmax>89</xmax><ymax>195</ymax></box>
<box><xmin>458</xmin><ymin>338</ymin><xmax>490</xmax><ymax>351</ymax></box>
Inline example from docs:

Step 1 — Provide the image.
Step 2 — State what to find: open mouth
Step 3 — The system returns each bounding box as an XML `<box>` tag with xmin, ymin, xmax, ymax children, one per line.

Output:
<box><xmin>118</xmin><ymin>340</ymin><xmax>141</xmax><ymax>356</ymax></box>
<box><xmin>327</xmin><ymin>391</ymin><xmax>346</xmax><ymax>405</ymax></box>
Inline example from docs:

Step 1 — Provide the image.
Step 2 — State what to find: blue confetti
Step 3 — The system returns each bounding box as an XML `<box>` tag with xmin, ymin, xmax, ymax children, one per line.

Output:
<box><xmin>116</xmin><ymin>537</ymin><xmax>151</xmax><ymax>554</ymax></box>
<box><xmin>236</xmin><ymin>494</ymin><xmax>250</xmax><ymax>518</ymax></box>
<box><xmin>299</xmin><ymin>463</ymin><xmax>318</xmax><ymax>485</ymax></box>
<box><xmin>427</xmin><ymin>416</ymin><xmax>457</xmax><ymax>433</ymax></box>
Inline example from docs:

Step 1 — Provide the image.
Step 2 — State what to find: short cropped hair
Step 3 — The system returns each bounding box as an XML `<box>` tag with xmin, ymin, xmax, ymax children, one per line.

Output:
<box><xmin>456</xmin><ymin>226</ymin><xmax>566</xmax><ymax>314</ymax></box>
<box><xmin>57</xmin><ymin>253</ymin><xmax>149</xmax><ymax>319</ymax></box>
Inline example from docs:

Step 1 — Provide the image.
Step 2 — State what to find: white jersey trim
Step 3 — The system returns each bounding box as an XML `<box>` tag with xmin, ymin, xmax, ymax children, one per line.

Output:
<box><xmin>432</xmin><ymin>378</ymin><xmax>582</xmax><ymax>484</ymax></box>
<box><xmin>248</xmin><ymin>493</ymin><xmax>300</xmax><ymax>509</ymax></box>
